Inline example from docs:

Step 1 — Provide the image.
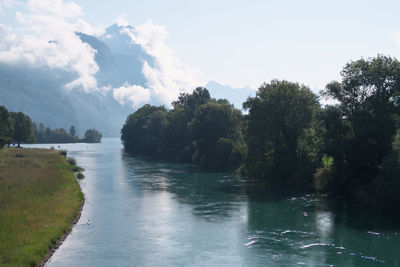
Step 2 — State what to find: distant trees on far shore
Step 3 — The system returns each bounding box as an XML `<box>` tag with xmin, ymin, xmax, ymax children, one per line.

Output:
<box><xmin>0</xmin><ymin>106</ymin><xmax>102</xmax><ymax>148</ymax></box>
<box><xmin>34</xmin><ymin>123</ymin><xmax>102</xmax><ymax>144</ymax></box>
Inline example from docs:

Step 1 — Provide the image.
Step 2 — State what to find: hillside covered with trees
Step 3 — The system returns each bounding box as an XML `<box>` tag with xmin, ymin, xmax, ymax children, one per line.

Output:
<box><xmin>121</xmin><ymin>55</ymin><xmax>400</xmax><ymax>213</ymax></box>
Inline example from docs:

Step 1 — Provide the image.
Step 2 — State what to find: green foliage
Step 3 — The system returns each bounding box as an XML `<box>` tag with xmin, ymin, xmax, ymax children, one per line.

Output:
<box><xmin>59</xmin><ymin>150</ymin><xmax>68</xmax><ymax>156</ymax></box>
<box><xmin>34</xmin><ymin>124</ymin><xmax>79</xmax><ymax>143</ymax></box>
<box><xmin>83</xmin><ymin>128</ymin><xmax>102</xmax><ymax>143</ymax></box>
<box><xmin>320</xmin><ymin>55</ymin><xmax>400</xmax><ymax>212</ymax></box>
<box><xmin>121</xmin><ymin>105</ymin><xmax>168</xmax><ymax>156</ymax></box>
<box><xmin>10</xmin><ymin>111</ymin><xmax>35</xmax><ymax>147</ymax></box>
<box><xmin>67</xmin><ymin>157</ymin><xmax>77</xmax><ymax>165</ymax></box>
<box><xmin>34</xmin><ymin>123</ymin><xmax>101</xmax><ymax>144</ymax></box>
<box><xmin>322</xmin><ymin>155</ymin><xmax>334</xmax><ymax>168</ymax></box>
<box><xmin>314</xmin><ymin>164</ymin><xmax>335</xmax><ymax>193</ymax></box>
<box><xmin>243</xmin><ymin>80</ymin><xmax>320</xmax><ymax>188</ymax></box>
<box><xmin>121</xmin><ymin>88</ymin><xmax>245</xmax><ymax>171</ymax></box>
<box><xmin>77</xmin><ymin>172</ymin><xmax>85</xmax><ymax>179</ymax></box>
<box><xmin>0</xmin><ymin>106</ymin><xmax>13</xmax><ymax>148</ymax></box>
<box><xmin>120</xmin><ymin>55</ymin><xmax>400</xmax><ymax>214</ymax></box>
<box><xmin>189</xmin><ymin>100</ymin><xmax>244</xmax><ymax>169</ymax></box>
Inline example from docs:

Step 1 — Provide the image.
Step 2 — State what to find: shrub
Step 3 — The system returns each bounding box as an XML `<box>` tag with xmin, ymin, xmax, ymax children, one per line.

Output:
<box><xmin>71</xmin><ymin>166</ymin><xmax>84</xmax><ymax>172</ymax></box>
<box><xmin>314</xmin><ymin>155</ymin><xmax>335</xmax><ymax>192</ymax></box>
<box><xmin>67</xmin><ymin>157</ymin><xmax>76</xmax><ymax>165</ymax></box>
<box><xmin>77</xmin><ymin>173</ymin><xmax>85</xmax><ymax>179</ymax></box>
<box><xmin>59</xmin><ymin>150</ymin><xmax>67</xmax><ymax>157</ymax></box>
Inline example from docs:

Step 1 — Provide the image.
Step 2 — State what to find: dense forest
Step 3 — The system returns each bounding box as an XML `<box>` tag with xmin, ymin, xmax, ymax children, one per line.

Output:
<box><xmin>121</xmin><ymin>55</ymin><xmax>400</xmax><ymax>213</ymax></box>
<box><xmin>0</xmin><ymin>108</ymin><xmax>102</xmax><ymax>146</ymax></box>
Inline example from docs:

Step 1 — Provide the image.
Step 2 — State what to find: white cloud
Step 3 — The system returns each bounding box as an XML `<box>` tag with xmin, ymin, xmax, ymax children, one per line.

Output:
<box><xmin>0</xmin><ymin>0</ymin><xmax>100</xmax><ymax>92</ymax></box>
<box><xmin>27</xmin><ymin>0</ymin><xmax>82</xmax><ymax>18</ymax></box>
<box><xmin>113</xmin><ymin>83</ymin><xmax>151</xmax><ymax>107</ymax></box>
<box><xmin>75</xmin><ymin>18</ymin><xmax>105</xmax><ymax>36</ymax></box>
<box><xmin>115</xmin><ymin>14</ymin><xmax>130</xmax><ymax>27</ymax></box>
<box><xmin>0</xmin><ymin>1</ymin><xmax>202</xmax><ymax>106</ymax></box>
<box><xmin>121</xmin><ymin>20</ymin><xmax>202</xmax><ymax>105</ymax></box>
<box><xmin>0</xmin><ymin>0</ymin><xmax>19</xmax><ymax>13</ymax></box>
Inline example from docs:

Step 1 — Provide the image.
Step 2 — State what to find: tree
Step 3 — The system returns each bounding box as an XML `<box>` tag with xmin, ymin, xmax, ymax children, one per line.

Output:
<box><xmin>69</xmin><ymin>125</ymin><xmax>76</xmax><ymax>137</ymax></box>
<box><xmin>121</xmin><ymin>105</ymin><xmax>168</xmax><ymax>156</ymax></box>
<box><xmin>322</xmin><ymin>55</ymin><xmax>400</xmax><ymax>206</ymax></box>
<box><xmin>10</xmin><ymin>112</ymin><xmax>35</xmax><ymax>147</ymax></box>
<box><xmin>83</xmin><ymin>128</ymin><xmax>102</xmax><ymax>143</ymax></box>
<box><xmin>0</xmin><ymin>106</ymin><xmax>13</xmax><ymax>148</ymax></box>
<box><xmin>243</xmin><ymin>80</ymin><xmax>319</xmax><ymax>188</ymax></box>
<box><xmin>188</xmin><ymin>100</ymin><xmax>244</xmax><ymax>169</ymax></box>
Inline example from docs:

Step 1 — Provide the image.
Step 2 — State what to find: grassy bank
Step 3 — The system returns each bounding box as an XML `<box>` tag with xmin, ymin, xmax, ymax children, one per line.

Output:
<box><xmin>0</xmin><ymin>148</ymin><xmax>84</xmax><ymax>266</ymax></box>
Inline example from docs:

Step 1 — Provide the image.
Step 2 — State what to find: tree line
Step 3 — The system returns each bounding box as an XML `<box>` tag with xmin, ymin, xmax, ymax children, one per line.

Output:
<box><xmin>121</xmin><ymin>55</ymin><xmax>400</xmax><ymax>213</ymax></box>
<box><xmin>0</xmin><ymin>107</ymin><xmax>102</xmax><ymax>147</ymax></box>
<box><xmin>33</xmin><ymin>123</ymin><xmax>102</xmax><ymax>143</ymax></box>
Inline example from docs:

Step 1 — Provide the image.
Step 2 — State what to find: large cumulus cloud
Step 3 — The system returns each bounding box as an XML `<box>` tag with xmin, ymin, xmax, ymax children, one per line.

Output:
<box><xmin>120</xmin><ymin>20</ymin><xmax>201</xmax><ymax>106</ymax></box>
<box><xmin>0</xmin><ymin>0</ymin><xmax>201</xmax><ymax>107</ymax></box>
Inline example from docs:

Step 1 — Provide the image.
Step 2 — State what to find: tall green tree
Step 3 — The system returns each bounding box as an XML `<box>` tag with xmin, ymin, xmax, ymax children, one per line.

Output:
<box><xmin>0</xmin><ymin>106</ymin><xmax>13</xmax><ymax>148</ymax></box>
<box><xmin>244</xmin><ymin>80</ymin><xmax>319</xmax><ymax>188</ymax></box>
<box><xmin>322</xmin><ymin>55</ymin><xmax>400</xmax><ymax>206</ymax></box>
<box><xmin>121</xmin><ymin>105</ymin><xmax>168</xmax><ymax>156</ymax></box>
<box><xmin>10</xmin><ymin>112</ymin><xmax>35</xmax><ymax>147</ymax></box>
<box><xmin>188</xmin><ymin>100</ymin><xmax>244</xmax><ymax>170</ymax></box>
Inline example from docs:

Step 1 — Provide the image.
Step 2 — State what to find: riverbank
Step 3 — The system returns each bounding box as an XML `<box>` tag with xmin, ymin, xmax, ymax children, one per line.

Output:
<box><xmin>0</xmin><ymin>148</ymin><xmax>84</xmax><ymax>266</ymax></box>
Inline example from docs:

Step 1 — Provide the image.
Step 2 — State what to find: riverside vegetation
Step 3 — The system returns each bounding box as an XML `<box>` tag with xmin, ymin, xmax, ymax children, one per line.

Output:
<box><xmin>121</xmin><ymin>55</ymin><xmax>400</xmax><ymax>214</ymax></box>
<box><xmin>0</xmin><ymin>148</ymin><xmax>83</xmax><ymax>266</ymax></box>
<box><xmin>0</xmin><ymin>106</ymin><xmax>102</xmax><ymax>146</ymax></box>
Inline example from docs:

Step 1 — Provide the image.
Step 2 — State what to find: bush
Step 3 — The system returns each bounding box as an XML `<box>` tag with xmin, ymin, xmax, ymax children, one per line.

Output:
<box><xmin>76</xmin><ymin>172</ymin><xmax>85</xmax><ymax>179</ymax></box>
<box><xmin>67</xmin><ymin>157</ymin><xmax>76</xmax><ymax>165</ymax></box>
<box><xmin>71</xmin><ymin>166</ymin><xmax>84</xmax><ymax>172</ymax></box>
<box><xmin>314</xmin><ymin>155</ymin><xmax>335</xmax><ymax>193</ymax></box>
<box><xmin>59</xmin><ymin>150</ymin><xmax>67</xmax><ymax>156</ymax></box>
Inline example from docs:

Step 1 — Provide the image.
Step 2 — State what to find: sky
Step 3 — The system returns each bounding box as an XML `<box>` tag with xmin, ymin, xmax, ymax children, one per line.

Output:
<box><xmin>1</xmin><ymin>0</ymin><xmax>400</xmax><ymax>97</ymax></box>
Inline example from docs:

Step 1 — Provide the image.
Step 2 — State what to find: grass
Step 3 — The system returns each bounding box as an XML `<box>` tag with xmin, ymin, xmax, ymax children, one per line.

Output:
<box><xmin>0</xmin><ymin>148</ymin><xmax>84</xmax><ymax>267</ymax></box>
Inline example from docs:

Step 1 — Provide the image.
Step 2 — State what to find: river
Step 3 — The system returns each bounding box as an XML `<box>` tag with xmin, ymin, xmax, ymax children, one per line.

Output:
<box><xmin>28</xmin><ymin>138</ymin><xmax>400</xmax><ymax>266</ymax></box>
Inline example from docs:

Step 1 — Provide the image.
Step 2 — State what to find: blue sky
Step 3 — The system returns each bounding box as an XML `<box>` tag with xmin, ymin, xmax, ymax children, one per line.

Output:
<box><xmin>2</xmin><ymin>0</ymin><xmax>400</xmax><ymax>94</ymax></box>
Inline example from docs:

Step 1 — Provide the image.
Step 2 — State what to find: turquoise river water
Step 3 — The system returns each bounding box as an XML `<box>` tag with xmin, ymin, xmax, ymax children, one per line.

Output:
<box><xmin>27</xmin><ymin>138</ymin><xmax>400</xmax><ymax>266</ymax></box>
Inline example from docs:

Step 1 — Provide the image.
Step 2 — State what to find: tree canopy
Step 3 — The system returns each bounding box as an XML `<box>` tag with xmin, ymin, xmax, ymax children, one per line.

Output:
<box><xmin>120</xmin><ymin>55</ymin><xmax>400</xmax><ymax>214</ymax></box>
<box><xmin>83</xmin><ymin>128</ymin><xmax>102</xmax><ymax>143</ymax></box>
<box><xmin>121</xmin><ymin>88</ymin><xmax>244</xmax><ymax>171</ymax></box>
<box><xmin>0</xmin><ymin>106</ymin><xmax>13</xmax><ymax>148</ymax></box>
<box><xmin>243</xmin><ymin>80</ymin><xmax>320</xmax><ymax>188</ymax></box>
<box><xmin>10</xmin><ymin>112</ymin><xmax>35</xmax><ymax>147</ymax></box>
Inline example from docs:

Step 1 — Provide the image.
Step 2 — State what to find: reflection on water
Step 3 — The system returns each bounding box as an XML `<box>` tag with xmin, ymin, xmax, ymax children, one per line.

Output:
<box><xmin>24</xmin><ymin>139</ymin><xmax>400</xmax><ymax>266</ymax></box>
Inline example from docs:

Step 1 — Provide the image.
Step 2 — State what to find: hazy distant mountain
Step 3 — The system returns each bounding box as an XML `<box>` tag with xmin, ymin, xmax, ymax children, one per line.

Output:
<box><xmin>0</xmin><ymin>24</ymin><xmax>154</xmax><ymax>137</ymax></box>
<box><xmin>206</xmin><ymin>81</ymin><xmax>255</xmax><ymax>110</ymax></box>
<box><xmin>0</xmin><ymin>24</ymin><xmax>254</xmax><ymax>137</ymax></box>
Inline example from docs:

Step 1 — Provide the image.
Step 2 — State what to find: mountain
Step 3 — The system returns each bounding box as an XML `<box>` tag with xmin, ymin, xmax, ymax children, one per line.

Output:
<box><xmin>0</xmin><ymin>24</ymin><xmax>253</xmax><ymax>137</ymax></box>
<box><xmin>0</xmin><ymin>24</ymin><xmax>153</xmax><ymax>137</ymax></box>
<box><xmin>206</xmin><ymin>81</ymin><xmax>255</xmax><ymax>110</ymax></box>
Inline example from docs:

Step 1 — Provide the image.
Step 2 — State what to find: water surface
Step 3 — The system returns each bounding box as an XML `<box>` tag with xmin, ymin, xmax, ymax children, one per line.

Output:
<box><xmin>28</xmin><ymin>139</ymin><xmax>400</xmax><ymax>266</ymax></box>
